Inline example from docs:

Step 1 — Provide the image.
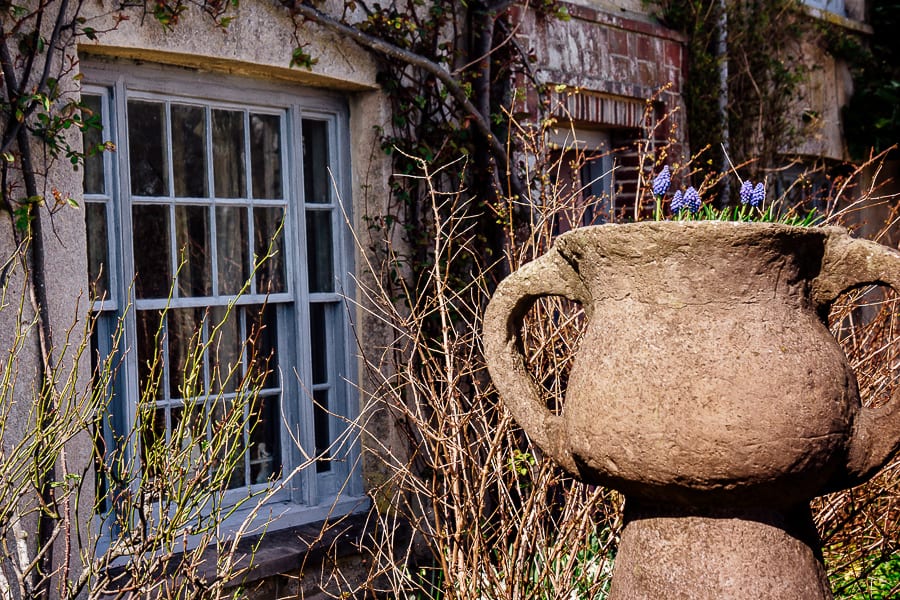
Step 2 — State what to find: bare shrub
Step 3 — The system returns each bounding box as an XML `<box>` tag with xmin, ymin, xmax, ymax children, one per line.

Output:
<box><xmin>344</xmin><ymin>130</ymin><xmax>900</xmax><ymax>598</ymax></box>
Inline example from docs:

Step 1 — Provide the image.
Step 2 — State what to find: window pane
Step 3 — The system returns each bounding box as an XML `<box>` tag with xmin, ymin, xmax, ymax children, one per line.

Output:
<box><xmin>128</xmin><ymin>100</ymin><xmax>168</xmax><ymax>197</ymax></box>
<box><xmin>168</xmin><ymin>307</ymin><xmax>204</xmax><ymax>399</ymax></box>
<box><xmin>249</xmin><ymin>395</ymin><xmax>281</xmax><ymax>484</ymax></box>
<box><xmin>85</xmin><ymin>202</ymin><xmax>109</xmax><ymax>300</ymax></box>
<box><xmin>211</xmin><ymin>401</ymin><xmax>246</xmax><ymax>489</ymax></box>
<box><xmin>314</xmin><ymin>388</ymin><xmax>330</xmax><ymax>473</ymax></box>
<box><xmin>209</xmin><ymin>306</ymin><xmax>241</xmax><ymax>394</ymax></box>
<box><xmin>254</xmin><ymin>206</ymin><xmax>285</xmax><ymax>293</ymax></box>
<box><xmin>171</xmin><ymin>404</ymin><xmax>206</xmax><ymax>484</ymax></box>
<box><xmin>309</xmin><ymin>303</ymin><xmax>328</xmax><ymax>384</ymax></box>
<box><xmin>246</xmin><ymin>305</ymin><xmax>278</xmax><ymax>390</ymax></box>
<box><xmin>140</xmin><ymin>407</ymin><xmax>168</xmax><ymax>480</ymax></box>
<box><xmin>82</xmin><ymin>95</ymin><xmax>105</xmax><ymax>195</ymax></box>
<box><xmin>175</xmin><ymin>205</ymin><xmax>212</xmax><ymax>297</ymax></box>
<box><xmin>302</xmin><ymin>119</ymin><xmax>330</xmax><ymax>204</ymax></box>
<box><xmin>306</xmin><ymin>210</ymin><xmax>333</xmax><ymax>293</ymax></box>
<box><xmin>136</xmin><ymin>309</ymin><xmax>164</xmax><ymax>401</ymax></box>
<box><xmin>172</xmin><ymin>104</ymin><xmax>208</xmax><ymax>198</ymax></box>
<box><xmin>212</xmin><ymin>109</ymin><xmax>246</xmax><ymax>198</ymax></box>
<box><xmin>132</xmin><ymin>204</ymin><xmax>172</xmax><ymax>299</ymax></box>
<box><xmin>250</xmin><ymin>113</ymin><xmax>283</xmax><ymax>199</ymax></box>
<box><xmin>216</xmin><ymin>206</ymin><xmax>249</xmax><ymax>295</ymax></box>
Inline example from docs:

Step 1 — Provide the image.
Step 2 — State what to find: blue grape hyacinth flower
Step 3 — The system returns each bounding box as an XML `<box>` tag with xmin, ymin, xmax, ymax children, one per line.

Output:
<box><xmin>670</xmin><ymin>189</ymin><xmax>684</xmax><ymax>212</ymax></box>
<box><xmin>751</xmin><ymin>182</ymin><xmax>765</xmax><ymax>208</ymax></box>
<box><xmin>652</xmin><ymin>165</ymin><xmax>671</xmax><ymax>197</ymax></box>
<box><xmin>739</xmin><ymin>180</ymin><xmax>754</xmax><ymax>205</ymax></box>
<box><xmin>684</xmin><ymin>186</ymin><xmax>701</xmax><ymax>213</ymax></box>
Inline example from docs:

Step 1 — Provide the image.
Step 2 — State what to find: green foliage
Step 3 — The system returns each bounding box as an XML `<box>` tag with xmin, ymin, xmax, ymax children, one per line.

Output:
<box><xmin>672</xmin><ymin>202</ymin><xmax>822</xmax><ymax>225</ymax></box>
<box><xmin>832</xmin><ymin>552</ymin><xmax>900</xmax><ymax>599</ymax></box>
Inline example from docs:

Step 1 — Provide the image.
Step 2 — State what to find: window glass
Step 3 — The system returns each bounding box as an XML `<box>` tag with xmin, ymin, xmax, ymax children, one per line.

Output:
<box><xmin>135</xmin><ymin>309</ymin><xmax>164</xmax><ymax>401</ymax></box>
<box><xmin>302</xmin><ymin>120</ymin><xmax>330</xmax><ymax>203</ymax></box>
<box><xmin>209</xmin><ymin>305</ymin><xmax>242</xmax><ymax>394</ymax></box>
<box><xmin>314</xmin><ymin>388</ymin><xmax>330</xmax><ymax>472</ymax></box>
<box><xmin>172</xmin><ymin>104</ymin><xmax>208</xmax><ymax>198</ymax></box>
<box><xmin>254</xmin><ymin>206</ymin><xmax>286</xmax><ymax>294</ymax></box>
<box><xmin>167</xmin><ymin>307</ymin><xmax>205</xmax><ymax>399</ymax></box>
<box><xmin>216</xmin><ymin>206</ymin><xmax>249</xmax><ymax>295</ymax></box>
<box><xmin>212</xmin><ymin>109</ymin><xmax>246</xmax><ymax>198</ymax></box>
<box><xmin>246</xmin><ymin>304</ymin><xmax>278</xmax><ymax>390</ymax></box>
<box><xmin>250</xmin><ymin>113</ymin><xmax>283</xmax><ymax>199</ymax></box>
<box><xmin>128</xmin><ymin>100</ymin><xmax>168</xmax><ymax>196</ymax></box>
<box><xmin>249</xmin><ymin>396</ymin><xmax>282</xmax><ymax>484</ymax></box>
<box><xmin>306</xmin><ymin>210</ymin><xmax>334</xmax><ymax>293</ymax></box>
<box><xmin>210</xmin><ymin>400</ymin><xmax>246</xmax><ymax>489</ymax></box>
<box><xmin>82</xmin><ymin>95</ymin><xmax>105</xmax><ymax>195</ymax></box>
<box><xmin>85</xmin><ymin>202</ymin><xmax>109</xmax><ymax>299</ymax></box>
<box><xmin>309</xmin><ymin>303</ymin><xmax>328</xmax><ymax>384</ymax></box>
<box><xmin>132</xmin><ymin>204</ymin><xmax>172</xmax><ymax>299</ymax></box>
<box><xmin>175</xmin><ymin>205</ymin><xmax>212</xmax><ymax>297</ymax></box>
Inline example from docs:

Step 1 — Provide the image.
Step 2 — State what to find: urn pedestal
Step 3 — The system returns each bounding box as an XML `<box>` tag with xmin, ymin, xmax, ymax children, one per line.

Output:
<box><xmin>483</xmin><ymin>222</ymin><xmax>900</xmax><ymax>599</ymax></box>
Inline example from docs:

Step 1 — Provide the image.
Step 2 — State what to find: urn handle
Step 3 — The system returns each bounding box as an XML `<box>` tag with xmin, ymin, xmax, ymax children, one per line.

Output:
<box><xmin>482</xmin><ymin>246</ymin><xmax>588</xmax><ymax>474</ymax></box>
<box><xmin>814</xmin><ymin>231</ymin><xmax>900</xmax><ymax>486</ymax></box>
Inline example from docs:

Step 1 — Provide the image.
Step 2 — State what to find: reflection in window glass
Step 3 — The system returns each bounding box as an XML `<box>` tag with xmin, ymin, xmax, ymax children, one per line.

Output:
<box><xmin>314</xmin><ymin>389</ymin><xmax>330</xmax><ymax>472</ymax></box>
<box><xmin>212</xmin><ymin>109</ymin><xmax>246</xmax><ymax>198</ymax></box>
<box><xmin>209</xmin><ymin>306</ymin><xmax>242</xmax><ymax>394</ymax></box>
<box><xmin>211</xmin><ymin>401</ymin><xmax>246</xmax><ymax>489</ymax></box>
<box><xmin>175</xmin><ymin>205</ymin><xmax>212</xmax><ymax>297</ymax></box>
<box><xmin>249</xmin><ymin>396</ymin><xmax>281</xmax><ymax>484</ymax></box>
<box><xmin>170</xmin><ymin>405</ymin><xmax>207</xmax><ymax>484</ymax></box>
<box><xmin>128</xmin><ymin>100</ymin><xmax>168</xmax><ymax>196</ymax></box>
<box><xmin>306</xmin><ymin>210</ymin><xmax>333</xmax><ymax>293</ymax></box>
<box><xmin>167</xmin><ymin>307</ymin><xmax>205</xmax><ymax>399</ymax></box>
<box><xmin>247</xmin><ymin>304</ymin><xmax>278</xmax><ymax>390</ymax></box>
<box><xmin>216</xmin><ymin>206</ymin><xmax>249</xmax><ymax>295</ymax></box>
<box><xmin>254</xmin><ymin>207</ymin><xmax>285</xmax><ymax>293</ymax></box>
<box><xmin>310</xmin><ymin>303</ymin><xmax>328</xmax><ymax>384</ymax></box>
<box><xmin>82</xmin><ymin>95</ymin><xmax>105</xmax><ymax>196</ymax></box>
<box><xmin>302</xmin><ymin>120</ymin><xmax>330</xmax><ymax>203</ymax></box>
<box><xmin>172</xmin><ymin>104</ymin><xmax>208</xmax><ymax>198</ymax></box>
<box><xmin>135</xmin><ymin>309</ymin><xmax>164</xmax><ymax>401</ymax></box>
<box><xmin>132</xmin><ymin>204</ymin><xmax>172</xmax><ymax>299</ymax></box>
<box><xmin>85</xmin><ymin>202</ymin><xmax>109</xmax><ymax>299</ymax></box>
<box><xmin>140</xmin><ymin>407</ymin><xmax>168</xmax><ymax>481</ymax></box>
<box><xmin>250</xmin><ymin>113</ymin><xmax>283</xmax><ymax>199</ymax></box>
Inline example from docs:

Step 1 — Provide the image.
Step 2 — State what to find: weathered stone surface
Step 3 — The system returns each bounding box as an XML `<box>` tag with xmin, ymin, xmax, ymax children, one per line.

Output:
<box><xmin>483</xmin><ymin>221</ymin><xmax>900</xmax><ymax>598</ymax></box>
<box><xmin>610</xmin><ymin>503</ymin><xmax>832</xmax><ymax>600</ymax></box>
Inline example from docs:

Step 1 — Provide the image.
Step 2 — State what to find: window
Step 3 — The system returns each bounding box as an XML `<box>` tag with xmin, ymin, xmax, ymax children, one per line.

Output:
<box><xmin>546</xmin><ymin>127</ymin><xmax>620</xmax><ymax>230</ymax></box>
<box><xmin>82</xmin><ymin>63</ymin><xmax>361</xmax><ymax>527</ymax></box>
<box><xmin>801</xmin><ymin>0</ymin><xmax>845</xmax><ymax>16</ymax></box>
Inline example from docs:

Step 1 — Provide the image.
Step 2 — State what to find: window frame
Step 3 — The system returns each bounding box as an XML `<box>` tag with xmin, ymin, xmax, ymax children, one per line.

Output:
<box><xmin>81</xmin><ymin>61</ymin><xmax>364</xmax><ymax>539</ymax></box>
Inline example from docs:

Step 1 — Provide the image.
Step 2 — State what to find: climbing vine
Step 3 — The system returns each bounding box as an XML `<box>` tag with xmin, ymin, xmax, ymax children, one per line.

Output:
<box><xmin>287</xmin><ymin>0</ymin><xmax>571</xmax><ymax>313</ymax></box>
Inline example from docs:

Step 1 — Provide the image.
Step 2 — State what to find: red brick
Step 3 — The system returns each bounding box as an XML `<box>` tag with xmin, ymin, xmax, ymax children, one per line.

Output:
<box><xmin>609</xmin><ymin>29</ymin><xmax>628</xmax><ymax>55</ymax></box>
<box><xmin>637</xmin><ymin>36</ymin><xmax>654</xmax><ymax>62</ymax></box>
<box><xmin>637</xmin><ymin>61</ymin><xmax>658</xmax><ymax>87</ymax></box>
<box><xmin>665</xmin><ymin>41</ymin><xmax>683</xmax><ymax>69</ymax></box>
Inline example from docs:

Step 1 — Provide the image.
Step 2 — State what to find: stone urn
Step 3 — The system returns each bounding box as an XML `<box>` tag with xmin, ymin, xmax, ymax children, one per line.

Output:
<box><xmin>482</xmin><ymin>221</ymin><xmax>900</xmax><ymax>599</ymax></box>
